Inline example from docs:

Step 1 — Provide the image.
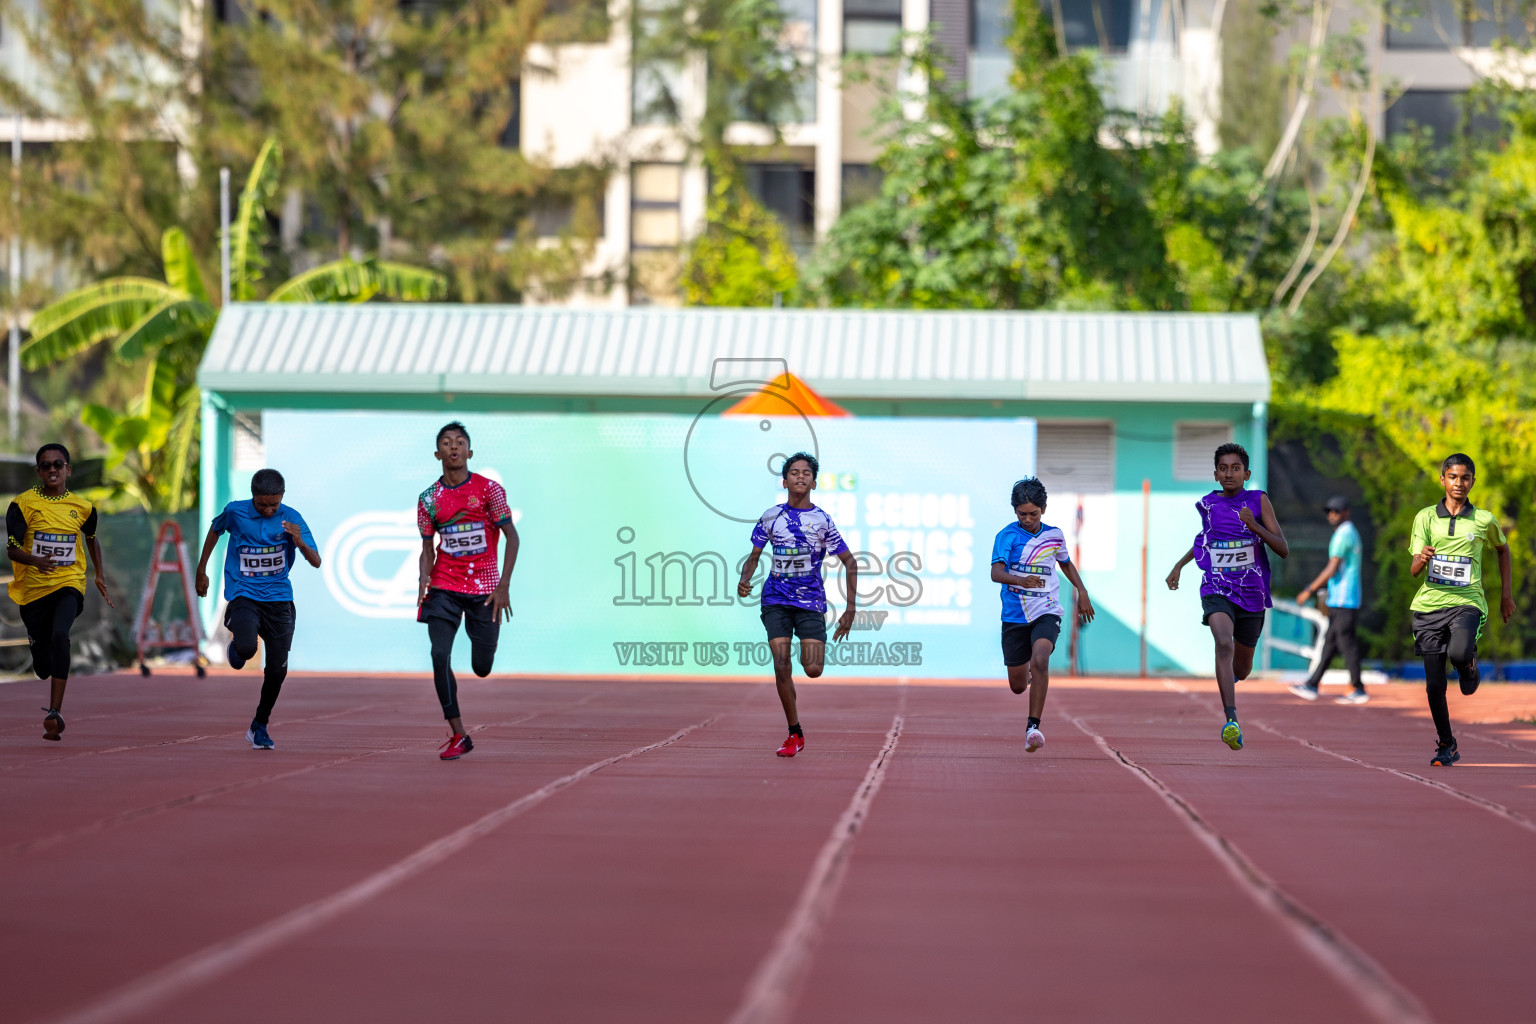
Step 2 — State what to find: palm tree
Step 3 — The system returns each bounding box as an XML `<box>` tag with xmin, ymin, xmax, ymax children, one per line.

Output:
<box><xmin>21</xmin><ymin>139</ymin><xmax>445</xmax><ymax>512</ymax></box>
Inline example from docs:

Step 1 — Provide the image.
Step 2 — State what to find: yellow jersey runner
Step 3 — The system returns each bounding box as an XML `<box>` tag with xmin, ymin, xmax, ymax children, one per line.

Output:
<box><xmin>7</xmin><ymin>486</ymin><xmax>100</xmax><ymax>606</ymax></box>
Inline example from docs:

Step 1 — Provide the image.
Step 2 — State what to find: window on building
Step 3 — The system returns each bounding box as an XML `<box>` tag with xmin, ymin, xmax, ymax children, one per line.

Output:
<box><xmin>845</xmin><ymin>0</ymin><xmax>903</xmax><ymax>53</ymax></box>
<box><xmin>745</xmin><ymin>163</ymin><xmax>815</xmax><ymax>250</ymax></box>
<box><xmin>1173</xmin><ymin>422</ymin><xmax>1233</xmax><ymax>482</ymax></box>
<box><xmin>233</xmin><ymin>413</ymin><xmax>266</xmax><ymax>472</ymax></box>
<box><xmin>841</xmin><ymin>164</ymin><xmax>883</xmax><ymax>208</ymax></box>
<box><xmin>969</xmin><ymin>0</ymin><xmax>1135</xmax><ymax>96</ymax></box>
<box><xmin>1386</xmin><ymin>0</ymin><xmax>1533</xmax><ymax>48</ymax></box>
<box><xmin>1384</xmin><ymin>89</ymin><xmax>1502</xmax><ymax>147</ymax></box>
<box><xmin>499</xmin><ymin>80</ymin><xmax>520</xmax><ymax>150</ymax></box>
<box><xmin>1036</xmin><ymin>423</ymin><xmax>1115</xmax><ymax>494</ymax></box>
<box><xmin>631</xmin><ymin>164</ymin><xmax>682</xmax><ymax>249</ymax></box>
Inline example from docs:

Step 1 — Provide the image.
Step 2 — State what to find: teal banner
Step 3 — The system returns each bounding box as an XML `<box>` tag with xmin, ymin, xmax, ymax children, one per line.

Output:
<box><xmin>254</xmin><ymin>411</ymin><xmax>1036</xmax><ymax>678</ymax></box>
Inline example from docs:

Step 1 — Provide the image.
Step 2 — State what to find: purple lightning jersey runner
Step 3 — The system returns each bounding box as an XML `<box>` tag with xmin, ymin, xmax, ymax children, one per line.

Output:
<box><xmin>1194</xmin><ymin>489</ymin><xmax>1273</xmax><ymax>613</ymax></box>
<box><xmin>750</xmin><ymin>504</ymin><xmax>849</xmax><ymax>613</ymax></box>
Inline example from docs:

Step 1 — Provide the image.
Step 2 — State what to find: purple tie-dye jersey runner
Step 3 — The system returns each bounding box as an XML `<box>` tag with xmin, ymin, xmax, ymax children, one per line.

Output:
<box><xmin>750</xmin><ymin>504</ymin><xmax>849</xmax><ymax>613</ymax></box>
<box><xmin>1194</xmin><ymin>489</ymin><xmax>1273</xmax><ymax>613</ymax></box>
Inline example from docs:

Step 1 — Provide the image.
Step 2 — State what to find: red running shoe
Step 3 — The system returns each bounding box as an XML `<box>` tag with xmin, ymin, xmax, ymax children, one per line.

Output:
<box><xmin>439</xmin><ymin>733</ymin><xmax>475</xmax><ymax>760</ymax></box>
<box><xmin>776</xmin><ymin>733</ymin><xmax>804</xmax><ymax>757</ymax></box>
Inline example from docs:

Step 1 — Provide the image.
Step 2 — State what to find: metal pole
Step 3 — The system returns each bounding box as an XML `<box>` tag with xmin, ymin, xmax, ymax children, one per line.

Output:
<box><xmin>219</xmin><ymin>167</ymin><xmax>231</xmax><ymax>306</ymax></box>
<box><xmin>1139</xmin><ymin>478</ymin><xmax>1150</xmax><ymax>679</ymax></box>
<box><xmin>9</xmin><ymin>113</ymin><xmax>22</xmax><ymax>443</ymax></box>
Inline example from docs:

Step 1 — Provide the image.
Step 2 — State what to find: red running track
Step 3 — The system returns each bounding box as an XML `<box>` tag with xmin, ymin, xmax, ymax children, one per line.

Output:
<box><xmin>2</xmin><ymin>672</ymin><xmax>1535</xmax><ymax>1024</ymax></box>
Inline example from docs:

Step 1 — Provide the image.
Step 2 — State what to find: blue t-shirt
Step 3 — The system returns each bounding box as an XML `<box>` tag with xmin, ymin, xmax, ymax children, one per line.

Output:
<box><xmin>750</xmin><ymin>504</ymin><xmax>849</xmax><ymax>613</ymax></box>
<box><xmin>1326</xmin><ymin>520</ymin><xmax>1362</xmax><ymax>609</ymax></box>
<box><xmin>991</xmin><ymin>521</ymin><xmax>1072</xmax><ymax>624</ymax></box>
<box><xmin>211</xmin><ymin>500</ymin><xmax>316</xmax><ymax>603</ymax></box>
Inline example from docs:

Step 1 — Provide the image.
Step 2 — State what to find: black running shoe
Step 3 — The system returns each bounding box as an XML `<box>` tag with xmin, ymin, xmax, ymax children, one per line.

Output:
<box><xmin>1459</xmin><ymin>657</ymin><xmax>1480</xmax><ymax>696</ymax></box>
<box><xmin>42</xmin><ymin>707</ymin><xmax>65</xmax><ymax>741</ymax></box>
<box><xmin>1430</xmin><ymin>739</ymin><xmax>1460</xmax><ymax>767</ymax></box>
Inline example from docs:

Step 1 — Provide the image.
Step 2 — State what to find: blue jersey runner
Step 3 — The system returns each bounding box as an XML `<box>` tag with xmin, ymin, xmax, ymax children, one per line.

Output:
<box><xmin>211</xmin><ymin>500</ymin><xmax>316</xmax><ymax>603</ymax></box>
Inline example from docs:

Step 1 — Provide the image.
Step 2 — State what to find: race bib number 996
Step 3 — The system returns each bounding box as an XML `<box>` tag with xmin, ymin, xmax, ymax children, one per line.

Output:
<box><xmin>1209</xmin><ymin>540</ymin><xmax>1256</xmax><ymax>569</ymax></box>
<box><xmin>440</xmin><ymin>521</ymin><xmax>488</xmax><ymax>558</ymax></box>
<box><xmin>1428</xmin><ymin>554</ymin><xmax>1473</xmax><ymax>587</ymax></box>
<box><xmin>238</xmin><ymin>545</ymin><xmax>287</xmax><ymax>577</ymax></box>
<box><xmin>33</xmin><ymin>532</ymin><xmax>76</xmax><ymax>566</ymax></box>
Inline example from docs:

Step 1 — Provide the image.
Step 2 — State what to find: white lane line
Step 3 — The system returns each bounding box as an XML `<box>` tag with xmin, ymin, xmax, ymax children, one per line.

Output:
<box><xmin>1162</xmin><ymin>681</ymin><xmax>1536</xmax><ymax>838</ymax></box>
<box><xmin>727</xmin><ymin>702</ymin><xmax>907</xmax><ymax>1024</ymax></box>
<box><xmin>1060</xmin><ymin>707</ymin><xmax>1434</xmax><ymax>1024</ymax></box>
<box><xmin>46</xmin><ymin>715</ymin><xmax>719</xmax><ymax>1024</ymax></box>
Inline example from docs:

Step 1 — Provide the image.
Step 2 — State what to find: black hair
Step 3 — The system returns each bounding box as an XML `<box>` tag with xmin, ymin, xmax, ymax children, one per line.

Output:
<box><xmin>1010</xmin><ymin>477</ymin><xmax>1048</xmax><ymax>509</ymax></box>
<box><xmin>437</xmin><ymin>421</ymin><xmax>470</xmax><ymax>447</ymax></box>
<box><xmin>1214</xmin><ymin>442</ymin><xmax>1250</xmax><ymax>471</ymax></box>
<box><xmin>36</xmin><ymin>443</ymin><xmax>70</xmax><ymax>465</ymax></box>
<box><xmin>781</xmin><ymin>451</ymin><xmax>819</xmax><ymax>479</ymax></box>
<box><xmin>250</xmin><ymin>468</ymin><xmax>286</xmax><ymax>496</ymax></box>
<box><xmin>1441</xmin><ymin>453</ymin><xmax>1475</xmax><ymax>476</ymax></box>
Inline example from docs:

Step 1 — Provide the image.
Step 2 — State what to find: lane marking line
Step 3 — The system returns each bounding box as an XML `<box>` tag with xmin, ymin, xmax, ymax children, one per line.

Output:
<box><xmin>727</xmin><ymin>694</ymin><xmax>907</xmax><ymax>1024</ymax></box>
<box><xmin>45</xmin><ymin>715</ymin><xmax>719</xmax><ymax>1024</ymax></box>
<box><xmin>1162</xmin><ymin>681</ymin><xmax>1536</xmax><ymax>838</ymax></box>
<box><xmin>1060</xmin><ymin>707</ymin><xmax>1434</xmax><ymax>1024</ymax></box>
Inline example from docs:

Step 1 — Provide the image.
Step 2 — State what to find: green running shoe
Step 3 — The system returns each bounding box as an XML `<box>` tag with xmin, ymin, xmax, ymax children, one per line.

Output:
<box><xmin>1221</xmin><ymin>719</ymin><xmax>1243</xmax><ymax>750</ymax></box>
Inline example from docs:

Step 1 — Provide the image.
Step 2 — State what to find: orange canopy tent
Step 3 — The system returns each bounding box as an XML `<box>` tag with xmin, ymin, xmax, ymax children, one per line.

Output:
<box><xmin>722</xmin><ymin>373</ymin><xmax>851</xmax><ymax>417</ymax></box>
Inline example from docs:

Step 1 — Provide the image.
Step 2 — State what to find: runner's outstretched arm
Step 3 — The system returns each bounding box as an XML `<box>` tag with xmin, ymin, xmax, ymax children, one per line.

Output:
<box><xmin>832</xmin><ymin>549</ymin><xmax>858</xmax><ymax>641</ymax></box>
<box><xmin>1165</xmin><ymin>548</ymin><xmax>1195</xmax><ymax>590</ymax></box>
<box><xmin>1496</xmin><ymin>541</ymin><xmax>1516</xmax><ymax>623</ymax></box>
<box><xmin>737</xmin><ymin>547</ymin><xmax>764</xmax><ymax>597</ymax></box>
<box><xmin>417</xmin><ymin>536</ymin><xmax>437</xmax><ymax>607</ymax></box>
<box><xmin>1060</xmin><ymin>560</ymin><xmax>1095</xmax><ymax>625</ymax></box>
<box><xmin>485</xmin><ymin>520</ymin><xmax>519</xmax><ymax>622</ymax></box>
<box><xmin>1238</xmin><ymin>494</ymin><xmax>1288</xmax><ymax>558</ymax></box>
<box><xmin>194</xmin><ymin>525</ymin><xmax>222</xmax><ymax>598</ymax></box>
<box><xmin>85</xmin><ymin>534</ymin><xmax>113</xmax><ymax>607</ymax></box>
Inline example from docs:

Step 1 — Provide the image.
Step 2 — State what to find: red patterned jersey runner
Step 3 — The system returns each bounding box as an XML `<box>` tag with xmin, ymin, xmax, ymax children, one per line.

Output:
<box><xmin>417</xmin><ymin>473</ymin><xmax>513</xmax><ymax>596</ymax></box>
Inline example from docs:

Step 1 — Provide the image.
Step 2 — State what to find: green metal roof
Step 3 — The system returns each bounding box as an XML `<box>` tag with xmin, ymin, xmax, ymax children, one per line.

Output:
<box><xmin>198</xmin><ymin>305</ymin><xmax>1270</xmax><ymax>403</ymax></box>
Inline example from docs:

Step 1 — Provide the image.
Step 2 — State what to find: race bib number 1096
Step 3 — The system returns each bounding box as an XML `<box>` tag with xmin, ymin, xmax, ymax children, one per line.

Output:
<box><xmin>238</xmin><ymin>545</ymin><xmax>287</xmax><ymax>577</ymax></box>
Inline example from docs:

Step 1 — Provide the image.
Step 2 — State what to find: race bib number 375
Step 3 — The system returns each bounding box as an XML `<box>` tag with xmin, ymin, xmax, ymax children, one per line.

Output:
<box><xmin>33</xmin><ymin>532</ymin><xmax>76</xmax><ymax>566</ymax></box>
<box><xmin>771</xmin><ymin>546</ymin><xmax>816</xmax><ymax>577</ymax></box>
<box><xmin>440</xmin><ymin>521</ymin><xmax>488</xmax><ymax>558</ymax></box>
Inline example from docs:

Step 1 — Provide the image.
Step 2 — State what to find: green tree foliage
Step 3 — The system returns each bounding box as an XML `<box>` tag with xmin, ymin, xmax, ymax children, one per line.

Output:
<box><xmin>20</xmin><ymin>141</ymin><xmax>446</xmax><ymax>512</ymax></box>
<box><xmin>805</xmin><ymin>6</ymin><xmax>1310</xmax><ymax>310</ymax></box>
<box><xmin>201</xmin><ymin>0</ymin><xmax>607</xmax><ymax>301</ymax></box>
<box><xmin>634</xmin><ymin>0</ymin><xmax>810</xmax><ymax>304</ymax></box>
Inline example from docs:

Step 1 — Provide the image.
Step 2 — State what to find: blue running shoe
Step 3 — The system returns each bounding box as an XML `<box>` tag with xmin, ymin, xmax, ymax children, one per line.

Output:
<box><xmin>1221</xmin><ymin>719</ymin><xmax>1243</xmax><ymax>750</ymax></box>
<box><xmin>246</xmin><ymin>721</ymin><xmax>275</xmax><ymax>750</ymax></box>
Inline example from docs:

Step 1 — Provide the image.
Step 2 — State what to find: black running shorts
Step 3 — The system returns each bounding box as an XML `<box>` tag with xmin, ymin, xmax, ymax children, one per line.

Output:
<box><xmin>1201</xmin><ymin>594</ymin><xmax>1266</xmax><ymax>649</ymax></box>
<box><xmin>761</xmin><ymin>604</ymin><xmax>828</xmax><ymax>642</ymax></box>
<box><xmin>1001</xmin><ymin>615</ymin><xmax>1062</xmax><ymax>667</ymax></box>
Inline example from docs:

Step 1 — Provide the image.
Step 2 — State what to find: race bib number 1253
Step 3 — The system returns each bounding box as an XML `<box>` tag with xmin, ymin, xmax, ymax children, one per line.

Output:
<box><xmin>440</xmin><ymin>521</ymin><xmax>488</xmax><ymax>558</ymax></box>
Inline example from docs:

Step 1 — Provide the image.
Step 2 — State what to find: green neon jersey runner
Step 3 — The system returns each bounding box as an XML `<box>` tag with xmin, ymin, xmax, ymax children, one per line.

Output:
<box><xmin>1408</xmin><ymin>501</ymin><xmax>1505</xmax><ymax>618</ymax></box>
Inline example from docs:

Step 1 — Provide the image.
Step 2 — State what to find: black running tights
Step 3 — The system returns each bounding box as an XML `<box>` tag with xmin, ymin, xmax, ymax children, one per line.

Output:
<box><xmin>21</xmin><ymin>588</ymin><xmax>83</xmax><ymax>682</ymax></box>
<box><xmin>427</xmin><ymin>618</ymin><xmax>495</xmax><ymax>720</ymax></box>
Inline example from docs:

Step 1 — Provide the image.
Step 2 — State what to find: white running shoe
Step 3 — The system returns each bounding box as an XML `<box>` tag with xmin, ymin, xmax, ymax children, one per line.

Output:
<box><xmin>1288</xmin><ymin>684</ymin><xmax>1320</xmax><ymax>702</ymax></box>
<box><xmin>1335</xmin><ymin>689</ymin><xmax>1370</xmax><ymax>705</ymax></box>
<box><xmin>1025</xmin><ymin>726</ymin><xmax>1045</xmax><ymax>752</ymax></box>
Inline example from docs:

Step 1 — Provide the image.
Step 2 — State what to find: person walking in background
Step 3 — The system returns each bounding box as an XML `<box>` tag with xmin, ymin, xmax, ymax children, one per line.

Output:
<box><xmin>1289</xmin><ymin>496</ymin><xmax>1368</xmax><ymax>705</ymax></box>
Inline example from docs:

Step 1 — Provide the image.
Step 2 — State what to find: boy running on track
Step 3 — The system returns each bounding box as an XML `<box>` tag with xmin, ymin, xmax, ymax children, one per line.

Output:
<box><xmin>989</xmin><ymin>477</ymin><xmax>1095</xmax><ymax>752</ymax></box>
<box><xmin>417</xmin><ymin>421</ymin><xmax>518</xmax><ymax>761</ymax></box>
<box><xmin>6</xmin><ymin>444</ymin><xmax>113</xmax><ymax>740</ymax></box>
<box><xmin>737</xmin><ymin>452</ymin><xmax>857</xmax><ymax>758</ymax></box>
<box><xmin>1408</xmin><ymin>454</ymin><xmax>1514</xmax><ymax>768</ymax></box>
<box><xmin>1289</xmin><ymin>495</ymin><xmax>1367</xmax><ymax>704</ymax></box>
<box><xmin>1165</xmin><ymin>442</ymin><xmax>1288</xmax><ymax>751</ymax></box>
<box><xmin>195</xmin><ymin>468</ymin><xmax>322</xmax><ymax>750</ymax></box>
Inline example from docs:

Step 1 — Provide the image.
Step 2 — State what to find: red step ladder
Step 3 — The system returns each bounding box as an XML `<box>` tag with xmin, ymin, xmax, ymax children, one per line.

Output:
<box><xmin>132</xmin><ymin>520</ymin><xmax>207</xmax><ymax>677</ymax></box>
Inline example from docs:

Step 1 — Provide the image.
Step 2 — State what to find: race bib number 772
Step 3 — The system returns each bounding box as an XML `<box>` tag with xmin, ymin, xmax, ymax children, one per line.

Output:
<box><xmin>1209</xmin><ymin>540</ymin><xmax>1256</xmax><ymax>569</ymax></box>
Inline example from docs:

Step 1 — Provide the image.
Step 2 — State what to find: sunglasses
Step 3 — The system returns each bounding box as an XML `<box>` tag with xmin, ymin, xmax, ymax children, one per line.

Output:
<box><xmin>37</xmin><ymin>460</ymin><xmax>68</xmax><ymax>471</ymax></box>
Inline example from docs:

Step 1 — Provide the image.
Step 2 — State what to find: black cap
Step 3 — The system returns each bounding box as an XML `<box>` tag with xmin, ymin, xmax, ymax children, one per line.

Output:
<box><xmin>1324</xmin><ymin>495</ymin><xmax>1349</xmax><ymax>512</ymax></box>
